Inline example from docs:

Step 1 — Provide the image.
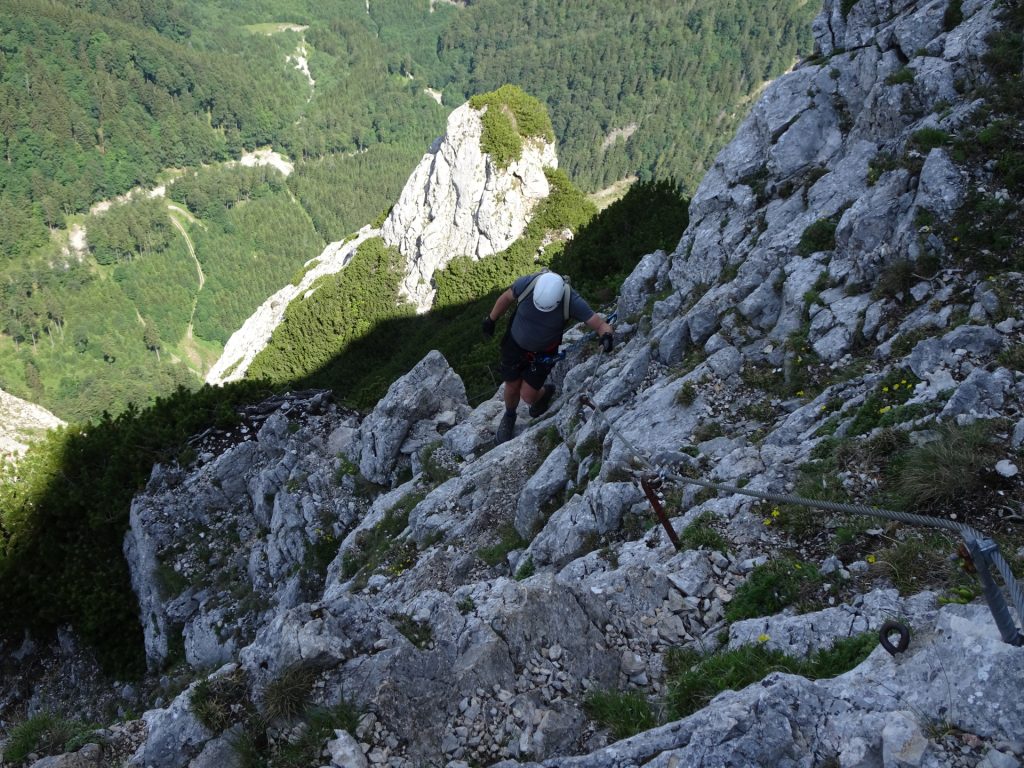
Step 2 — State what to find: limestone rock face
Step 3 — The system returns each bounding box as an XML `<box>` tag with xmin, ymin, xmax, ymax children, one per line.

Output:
<box><xmin>0</xmin><ymin>387</ymin><xmax>64</xmax><ymax>459</ymax></box>
<box><xmin>381</xmin><ymin>102</ymin><xmax>558</xmax><ymax>311</ymax></box>
<box><xmin>357</xmin><ymin>350</ymin><xmax>471</xmax><ymax>485</ymax></box>
<box><xmin>206</xmin><ymin>226</ymin><xmax>379</xmax><ymax>385</ymax></box>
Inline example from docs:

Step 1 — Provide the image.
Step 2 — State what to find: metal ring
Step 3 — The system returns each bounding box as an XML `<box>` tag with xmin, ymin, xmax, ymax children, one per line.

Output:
<box><xmin>879</xmin><ymin>620</ymin><xmax>911</xmax><ymax>655</ymax></box>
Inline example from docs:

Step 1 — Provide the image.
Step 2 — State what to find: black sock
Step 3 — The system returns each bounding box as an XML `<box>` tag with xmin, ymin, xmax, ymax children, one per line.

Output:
<box><xmin>505</xmin><ymin>408</ymin><xmax>517</xmax><ymax>419</ymax></box>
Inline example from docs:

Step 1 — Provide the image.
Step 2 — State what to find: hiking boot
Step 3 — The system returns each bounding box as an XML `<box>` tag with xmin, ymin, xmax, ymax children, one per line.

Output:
<box><xmin>495</xmin><ymin>413</ymin><xmax>517</xmax><ymax>444</ymax></box>
<box><xmin>528</xmin><ymin>384</ymin><xmax>556</xmax><ymax>418</ymax></box>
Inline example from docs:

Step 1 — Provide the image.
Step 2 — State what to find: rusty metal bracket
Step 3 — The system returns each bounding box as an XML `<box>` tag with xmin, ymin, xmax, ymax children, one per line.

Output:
<box><xmin>640</xmin><ymin>474</ymin><xmax>682</xmax><ymax>551</ymax></box>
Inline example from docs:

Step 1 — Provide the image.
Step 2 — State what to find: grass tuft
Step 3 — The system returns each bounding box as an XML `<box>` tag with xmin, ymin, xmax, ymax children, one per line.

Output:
<box><xmin>665</xmin><ymin>632</ymin><xmax>877</xmax><ymax>719</ymax></box>
<box><xmin>726</xmin><ymin>558</ymin><xmax>821</xmax><ymax>621</ymax></box>
<box><xmin>191</xmin><ymin>669</ymin><xmax>251</xmax><ymax>732</ymax></box>
<box><xmin>263</xmin><ymin>665</ymin><xmax>318</xmax><ymax>723</ymax></box>
<box><xmin>583</xmin><ymin>690</ymin><xmax>656</xmax><ymax>740</ymax></box>
<box><xmin>2</xmin><ymin>713</ymin><xmax>100</xmax><ymax>763</ymax></box>
<box><xmin>887</xmin><ymin>421</ymin><xmax>998</xmax><ymax>509</ymax></box>
<box><xmin>679</xmin><ymin>512</ymin><xmax>728</xmax><ymax>553</ymax></box>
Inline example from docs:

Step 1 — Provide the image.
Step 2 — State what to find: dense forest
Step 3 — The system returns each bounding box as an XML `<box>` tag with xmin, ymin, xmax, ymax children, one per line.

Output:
<box><xmin>0</xmin><ymin>0</ymin><xmax>814</xmax><ymax>421</ymax></box>
<box><xmin>436</xmin><ymin>0</ymin><xmax>816</xmax><ymax>190</ymax></box>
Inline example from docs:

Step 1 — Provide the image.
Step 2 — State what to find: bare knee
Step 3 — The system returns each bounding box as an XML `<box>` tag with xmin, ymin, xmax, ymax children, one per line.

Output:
<box><xmin>520</xmin><ymin>382</ymin><xmax>541</xmax><ymax>404</ymax></box>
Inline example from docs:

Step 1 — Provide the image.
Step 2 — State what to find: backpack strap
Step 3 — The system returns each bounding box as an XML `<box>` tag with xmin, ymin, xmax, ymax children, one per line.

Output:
<box><xmin>516</xmin><ymin>274</ymin><xmax>543</xmax><ymax>307</ymax></box>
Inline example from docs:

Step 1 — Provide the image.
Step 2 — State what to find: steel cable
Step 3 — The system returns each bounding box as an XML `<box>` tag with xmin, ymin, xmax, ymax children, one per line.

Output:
<box><xmin>578</xmin><ymin>393</ymin><xmax>1024</xmax><ymax>644</ymax></box>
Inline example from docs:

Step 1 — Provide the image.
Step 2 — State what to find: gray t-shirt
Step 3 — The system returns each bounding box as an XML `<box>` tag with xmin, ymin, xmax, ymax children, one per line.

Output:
<box><xmin>509</xmin><ymin>273</ymin><xmax>595</xmax><ymax>352</ymax></box>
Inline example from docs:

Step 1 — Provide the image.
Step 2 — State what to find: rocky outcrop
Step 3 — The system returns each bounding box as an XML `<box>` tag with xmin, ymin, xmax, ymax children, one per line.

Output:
<box><xmin>0</xmin><ymin>387</ymin><xmax>64</xmax><ymax>460</ymax></box>
<box><xmin>208</xmin><ymin>95</ymin><xmax>558</xmax><ymax>382</ymax></box>
<box><xmin>381</xmin><ymin>102</ymin><xmax>558</xmax><ymax>311</ymax></box>
<box><xmin>205</xmin><ymin>226</ymin><xmax>379</xmax><ymax>385</ymax></box>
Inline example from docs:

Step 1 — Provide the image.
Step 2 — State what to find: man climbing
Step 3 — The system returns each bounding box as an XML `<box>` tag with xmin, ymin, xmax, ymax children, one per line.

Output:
<box><xmin>482</xmin><ymin>271</ymin><xmax>614</xmax><ymax>444</ymax></box>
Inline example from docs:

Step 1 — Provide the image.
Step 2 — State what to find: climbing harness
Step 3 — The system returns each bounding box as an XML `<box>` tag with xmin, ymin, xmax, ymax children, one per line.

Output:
<box><xmin>577</xmin><ymin>393</ymin><xmax>1024</xmax><ymax>647</ymax></box>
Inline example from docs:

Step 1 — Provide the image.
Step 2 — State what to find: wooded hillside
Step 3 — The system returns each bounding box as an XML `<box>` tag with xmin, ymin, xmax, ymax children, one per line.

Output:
<box><xmin>0</xmin><ymin>0</ymin><xmax>815</xmax><ymax>421</ymax></box>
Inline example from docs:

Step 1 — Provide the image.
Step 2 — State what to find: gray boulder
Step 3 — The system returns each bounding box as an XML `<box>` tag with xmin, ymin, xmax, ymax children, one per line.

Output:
<box><xmin>359</xmin><ymin>350</ymin><xmax>469</xmax><ymax>484</ymax></box>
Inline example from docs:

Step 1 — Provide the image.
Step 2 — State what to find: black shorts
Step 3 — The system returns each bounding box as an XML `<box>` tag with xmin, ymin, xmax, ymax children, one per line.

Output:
<box><xmin>500</xmin><ymin>334</ymin><xmax>557</xmax><ymax>390</ymax></box>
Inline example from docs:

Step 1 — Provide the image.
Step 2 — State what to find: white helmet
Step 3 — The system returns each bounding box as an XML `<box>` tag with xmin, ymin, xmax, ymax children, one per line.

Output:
<box><xmin>532</xmin><ymin>272</ymin><xmax>565</xmax><ymax>312</ymax></box>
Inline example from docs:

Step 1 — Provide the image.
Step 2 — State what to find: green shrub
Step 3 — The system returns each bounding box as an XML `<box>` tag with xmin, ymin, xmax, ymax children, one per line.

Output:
<box><xmin>797</xmin><ymin>218</ymin><xmax>838</xmax><ymax>256</ymax></box>
<box><xmin>846</xmin><ymin>369</ymin><xmax>920</xmax><ymax>435</ymax></box>
<box><xmin>692</xmin><ymin>420</ymin><xmax>724</xmax><ymax>443</ymax></box>
<box><xmin>910</xmin><ymin>127</ymin><xmax>951</xmax><ymax>151</ymax></box>
<box><xmin>420</xmin><ymin>442</ymin><xmax>456</xmax><ymax>485</ymax></box>
<box><xmin>867</xmin><ymin>152</ymin><xmax>901</xmax><ymax>185</ymax></box>
<box><xmin>469</xmin><ymin>85</ymin><xmax>555</xmax><ymax>169</ymax></box>
<box><xmin>726</xmin><ymin>558</ymin><xmax>821</xmax><ymax>622</ymax></box>
<box><xmin>872</xmin><ymin>260</ymin><xmax>916</xmax><ymax>299</ymax></box>
<box><xmin>391</xmin><ymin>613</ymin><xmax>433</xmax><ymax>649</ymax></box>
<box><xmin>997</xmin><ymin>343</ymin><xmax>1024</xmax><ymax>370</ymax></box>
<box><xmin>875</xmin><ymin>533</ymin><xmax>962</xmax><ymax>594</ymax></box>
<box><xmin>231</xmin><ymin>699</ymin><xmax>360</xmax><ymax>768</ymax></box>
<box><xmin>583</xmin><ymin>690</ymin><xmax>657</xmax><ymax>740</ymax></box>
<box><xmin>944</xmin><ymin>0</ymin><xmax>964</xmax><ymax>30</ymax></box>
<box><xmin>675</xmin><ymin>381</ymin><xmax>697</xmax><ymax>406</ymax></box>
<box><xmin>514</xmin><ymin>555</ymin><xmax>535</xmax><ymax>580</ymax></box>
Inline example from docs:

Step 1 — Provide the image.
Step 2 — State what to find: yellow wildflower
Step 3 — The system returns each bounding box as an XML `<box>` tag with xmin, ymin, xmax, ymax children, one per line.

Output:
<box><xmin>771</xmin><ymin>508</ymin><xmax>780</xmax><ymax>518</ymax></box>
<box><xmin>758</xmin><ymin>633</ymin><xmax>770</xmax><ymax>643</ymax></box>
<box><xmin>866</xmin><ymin>554</ymin><xmax>877</xmax><ymax>564</ymax></box>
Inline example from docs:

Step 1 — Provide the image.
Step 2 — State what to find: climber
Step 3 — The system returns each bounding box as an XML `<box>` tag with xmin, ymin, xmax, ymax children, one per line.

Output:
<box><xmin>482</xmin><ymin>270</ymin><xmax>614</xmax><ymax>444</ymax></box>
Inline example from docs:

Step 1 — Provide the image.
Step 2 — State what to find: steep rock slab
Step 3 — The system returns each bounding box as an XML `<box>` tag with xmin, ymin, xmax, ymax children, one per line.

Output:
<box><xmin>206</xmin><ymin>226</ymin><xmax>379</xmax><ymax>385</ymax></box>
<box><xmin>0</xmin><ymin>387</ymin><xmax>64</xmax><ymax>459</ymax></box>
<box><xmin>381</xmin><ymin>101</ymin><xmax>558</xmax><ymax>312</ymax></box>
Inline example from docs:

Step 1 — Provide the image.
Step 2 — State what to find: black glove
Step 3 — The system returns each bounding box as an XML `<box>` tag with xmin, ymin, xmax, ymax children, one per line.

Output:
<box><xmin>601</xmin><ymin>332</ymin><xmax>614</xmax><ymax>353</ymax></box>
<box><xmin>482</xmin><ymin>315</ymin><xmax>496</xmax><ymax>338</ymax></box>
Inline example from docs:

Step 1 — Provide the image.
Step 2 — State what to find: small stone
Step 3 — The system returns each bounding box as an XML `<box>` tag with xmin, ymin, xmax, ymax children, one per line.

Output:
<box><xmin>995</xmin><ymin>460</ymin><xmax>1019</xmax><ymax>478</ymax></box>
<box><xmin>621</xmin><ymin>651</ymin><xmax>645</xmax><ymax>675</ymax></box>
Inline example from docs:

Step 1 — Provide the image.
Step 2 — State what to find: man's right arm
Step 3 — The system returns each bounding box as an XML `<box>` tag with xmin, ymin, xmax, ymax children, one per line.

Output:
<box><xmin>488</xmin><ymin>288</ymin><xmax>516</xmax><ymax>322</ymax></box>
<box><xmin>482</xmin><ymin>288</ymin><xmax>515</xmax><ymax>338</ymax></box>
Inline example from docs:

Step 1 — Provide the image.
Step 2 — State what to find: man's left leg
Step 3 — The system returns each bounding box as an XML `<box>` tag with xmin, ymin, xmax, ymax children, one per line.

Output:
<box><xmin>522</xmin><ymin>364</ymin><xmax>556</xmax><ymax>418</ymax></box>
